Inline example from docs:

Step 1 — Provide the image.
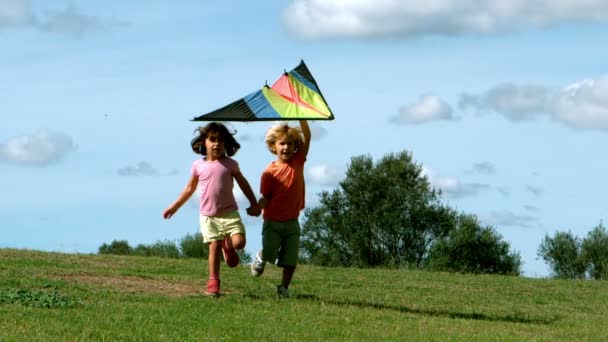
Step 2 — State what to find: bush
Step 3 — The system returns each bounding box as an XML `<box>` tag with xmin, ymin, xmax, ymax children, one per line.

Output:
<box><xmin>132</xmin><ymin>240</ymin><xmax>180</xmax><ymax>259</ymax></box>
<box><xmin>237</xmin><ymin>249</ymin><xmax>252</xmax><ymax>264</ymax></box>
<box><xmin>538</xmin><ymin>230</ymin><xmax>585</xmax><ymax>279</ymax></box>
<box><xmin>180</xmin><ymin>233</ymin><xmax>208</xmax><ymax>258</ymax></box>
<box><xmin>427</xmin><ymin>214</ymin><xmax>522</xmax><ymax>276</ymax></box>
<box><xmin>99</xmin><ymin>233</ymin><xmax>253</xmax><ymax>262</ymax></box>
<box><xmin>98</xmin><ymin>240</ymin><xmax>132</xmax><ymax>255</ymax></box>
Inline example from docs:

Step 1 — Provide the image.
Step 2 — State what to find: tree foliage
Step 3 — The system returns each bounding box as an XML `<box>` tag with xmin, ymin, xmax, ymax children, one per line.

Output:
<box><xmin>537</xmin><ymin>231</ymin><xmax>586</xmax><ymax>279</ymax></box>
<box><xmin>581</xmin><ymin>222</ymin><xmax>608</xmax><ymax>280</ymax></box>
<box><xmin>301</xmin><ymin>150</ymin><xmax>520</xmax><ymax>275</ymax></box>
<box><xmin>98</xmin><ymin>240</ymin><xmax>132</xmax><ymax>255</ymax></box>
<box><xmin>97</xmin><ymin>233</ymin><xmax>251</xmax><ymax>262</ymax></box>
<box><xmin>538</xmin><ymin>222</ymin><xmax>608</xmax><ymax>280</ymax></box>
<box><xmin>427</xmin><ymin>214</ymin><xmax>521</xmax><ymax>275</ymax></box>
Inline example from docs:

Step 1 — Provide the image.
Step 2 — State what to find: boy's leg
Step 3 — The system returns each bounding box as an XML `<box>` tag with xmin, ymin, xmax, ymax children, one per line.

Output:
<box><xmin>251</xmin><ymin>249</ymin><xmax>266</xmax><ymax>277</ymax></box>
<box><xmin>281</xmin><ymin>266</ymin><xmax>295</xmax><ymax>288</ymax></box>
<box><xmin>251</xmin><ymin>220</ymin><xmax>281</xmax><ymax>277</ymax></box>
<box><xmin>276</xmin><ymin>220</ymin><xmax>300</xmax><ymax>297</ymax></box>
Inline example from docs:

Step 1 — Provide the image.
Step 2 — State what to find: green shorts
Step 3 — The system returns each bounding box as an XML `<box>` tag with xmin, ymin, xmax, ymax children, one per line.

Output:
<box><xmin>261</xmin><ymin>219</ymin><xmax>300</xmax><ymax>267</ymax></box>
<box><xmin>199</xmin><ymin>211</ymin><xmax>245</xmax><ymax>243</ymax></box>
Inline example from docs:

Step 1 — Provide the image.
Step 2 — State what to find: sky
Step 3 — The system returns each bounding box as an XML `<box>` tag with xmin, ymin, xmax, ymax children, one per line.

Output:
<box><xmin>2</xmin><ymin>0</ymin><xmax>608</xmax><ymax>278</ymax></box>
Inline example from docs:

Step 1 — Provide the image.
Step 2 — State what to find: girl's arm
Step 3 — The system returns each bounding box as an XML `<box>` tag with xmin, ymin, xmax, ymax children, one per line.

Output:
<box><xmin>162</xmin><ymin>175</ymin><xmax>198</xmax><ymax>219</ymax></box>
<box><xmin>234</xmin><ymin>171</ymin><xmax>261</xmax><ymax>216</ymax></box>
<box><xmin>299</xmin><ymin>120</ymin><xmax>311</xmax><ymax>158</ymax></box>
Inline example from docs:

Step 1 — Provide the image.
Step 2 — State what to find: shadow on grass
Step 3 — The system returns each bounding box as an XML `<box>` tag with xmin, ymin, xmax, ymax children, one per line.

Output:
<box><xmin>286</xmin><ymin>294</ymin><xmax>557</xmax><ymax>325</ymax></box>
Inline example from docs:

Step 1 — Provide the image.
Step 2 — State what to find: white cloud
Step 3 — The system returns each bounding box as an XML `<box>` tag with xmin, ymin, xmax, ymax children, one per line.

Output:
<box><xmin>422</xmin><ymin>167</ymin><xmax>488</xmax><ymax>198</ymax></box>
<box><xmin>391</xmin><ymin>94</ymin><xmax>454</xmax><ymax>124</ymax></box>
<box><xmin>524</xmin><ymin>205</ymin><xmax>540</xmax><ymax>212</ymax></box>
<box><xmin>480</xmin><ymin>210</ymin><xmax>539</xmax><ymax>228</ymax></box>
<box><xmin>552</xmin><ymin>77</ymin><xmax>608</xmax><ymax>130</ymax></box>
<box><xmin>117</xmin><ymin>161</ymin><xmax>159</xmax><ymax>176</ymax></box>
<box><xmin>282</xmin><ymin>0</ymin><xmax>608</xmax><ymax>39</ymax></box>
<box><xmin>460</xmin><ymin>76</ymin><xmax>608</xmax><ymax>131</ymax></box>
<box><xmin>525</xmin><ymin>185</ymin><xmax>543</xmax><ymax>197</ymax></box>
<box><xmin>37</xmin><ymin>5</ymin><xmax>127</xmax><ymax>36</ymax></box>
<box><xmin>0</xmin><ymin>130</ymin><xmax>76</xmax><ymax>166</ymax></box>
<box><xmin>310</xmin><ymin>123</ymin><xmax>328</xmax><ymax>140</ymax></box>
<box><xmin>307</xmin><ymin>164</ymin><xmax>344</xmax><ymax>186</ymax></box>
<box><xmin>0</xmin><ymin>0</ymin><xmax>127</xmax><ymax>35</ymax></box>
<box><xmin>459</xmin><ymin>84</ymin><xmax>547</xmax><ymax>121</ymax></box>
<box><xmin>0</xmin><ymin>0</ymin><xmax>32</xmax><ymax>26</ymax></box>
<box><xmin>472</xmin><ymin>161</ymin><xmax>497</xmax><ymax>175</ymax></box>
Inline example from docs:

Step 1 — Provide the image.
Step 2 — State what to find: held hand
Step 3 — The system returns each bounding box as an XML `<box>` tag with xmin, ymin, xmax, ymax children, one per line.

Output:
<box><xmin>246</xmin><ymin>205</ymin><xmax>261</xmax><ymax>217</ymax></box>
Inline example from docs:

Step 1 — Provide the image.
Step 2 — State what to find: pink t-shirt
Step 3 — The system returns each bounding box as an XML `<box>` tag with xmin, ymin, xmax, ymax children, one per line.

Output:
<box><xmin>191</xmin><ymin>156</ymin><xmax>239</xmax><ymax>216</ymax></box>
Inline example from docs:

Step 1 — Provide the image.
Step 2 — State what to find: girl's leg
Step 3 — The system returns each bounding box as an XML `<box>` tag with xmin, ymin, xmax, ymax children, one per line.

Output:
<box><xmin>208</xmin><ymin>241</ymin><xmax>221</xmax><ymax>277</ymax></box>
<box><xmin>205</xmin><ymin>241</ymin><xmax>222</xmax><ymax>295</ymax></box>
<box><xmin>229</xmin><ymin>233</ymin><xmax>246</xmax><ymax>250</ymax></box>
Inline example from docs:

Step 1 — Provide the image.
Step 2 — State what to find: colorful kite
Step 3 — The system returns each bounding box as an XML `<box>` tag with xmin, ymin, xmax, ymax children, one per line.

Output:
<box><xmin>192</xmin><ymin>60</ymin><xmax>334</xmax><ymax>122</ymax></box>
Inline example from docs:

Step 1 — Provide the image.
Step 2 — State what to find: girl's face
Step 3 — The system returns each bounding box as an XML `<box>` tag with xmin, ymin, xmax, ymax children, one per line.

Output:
<box><xmin>205</xmin><ymin>132</ymin><xmax>225</xmax><ymax>160</ymax></box>
<box><xmin>273</xmin><ymin>134</ymin><xmax>297</xmax><ymax>162</ymax></box>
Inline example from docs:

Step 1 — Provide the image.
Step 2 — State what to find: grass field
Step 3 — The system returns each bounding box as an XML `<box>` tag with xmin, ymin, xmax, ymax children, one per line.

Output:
<box><xmin>1</xmin><ymin>249</ymin><xmax>607</xmax><ymax>340</ymax></box>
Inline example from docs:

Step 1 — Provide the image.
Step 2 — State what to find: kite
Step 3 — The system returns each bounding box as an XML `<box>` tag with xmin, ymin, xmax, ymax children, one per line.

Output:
<box><xmin>192</xmin><ymin>60</ymin><xmax>334</xmax><ymax>122</ymax></box>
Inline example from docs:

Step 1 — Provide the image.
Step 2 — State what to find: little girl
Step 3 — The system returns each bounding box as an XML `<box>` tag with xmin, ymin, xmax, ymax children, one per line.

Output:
<box><xmin>163</xmin><ymin>122</ymin><xmax>260</xmax><ymax>296</ymax></box>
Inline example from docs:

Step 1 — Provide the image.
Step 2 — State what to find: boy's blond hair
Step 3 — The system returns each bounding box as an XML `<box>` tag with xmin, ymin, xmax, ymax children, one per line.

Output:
<box><xmin>264</xmin><ymin>123</ymin><xmax>304</xmax><ymax>154</ymax></box>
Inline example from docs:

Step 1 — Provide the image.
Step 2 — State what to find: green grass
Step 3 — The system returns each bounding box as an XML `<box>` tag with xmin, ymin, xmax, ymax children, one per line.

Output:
<box><xmin>1</xmin><ymin>249</ymin><xmax>608</xmax><ymax>340</ymax></box>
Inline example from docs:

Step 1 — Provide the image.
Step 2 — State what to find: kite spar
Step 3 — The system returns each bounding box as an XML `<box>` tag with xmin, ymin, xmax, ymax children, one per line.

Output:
<box><xmin>192</xmin><ymin>60</ymin><xmax>334</xmax><ymax>122</ymax></box>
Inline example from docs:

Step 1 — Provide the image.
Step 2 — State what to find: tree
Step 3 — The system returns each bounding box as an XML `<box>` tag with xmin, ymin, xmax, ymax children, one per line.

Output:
<box><xmin>537</xmin><ymin>231</ymin><xmax>586</xmax><ymax>279</ymax></box>
<box><xmin>98</xmin><ymin>240</ymin><xmax>132</xmax><ymax>255</ymax></box>
<box><xmin>426</xmin><ymin>214</ymin><xmax>521</xmax><ymax>275</ymax></box>
<box><xmin>581</xmin><ymin>222</ymin><xmax>608</xmax><ymax>280</ymax></box>
<box><xmin>300</xmin><ymin>151</ymin><xmax>456</xmax><ymax>268</ymax></box>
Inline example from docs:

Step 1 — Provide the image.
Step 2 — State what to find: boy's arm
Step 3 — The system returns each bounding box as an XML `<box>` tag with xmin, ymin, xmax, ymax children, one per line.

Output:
<box><xmin>257</xmin><ymin>196</ymin><xmax>269</xmax><ymax>209</ymax></box>
<box><xmin>163</xmin><ymin>175</ymin><xmax>198</xmax><ymax>219</ymax></box>
<box><xmin>299</xmin><ymin>120</ymin><xmax>311</xmax><ymax>158</ymax></box>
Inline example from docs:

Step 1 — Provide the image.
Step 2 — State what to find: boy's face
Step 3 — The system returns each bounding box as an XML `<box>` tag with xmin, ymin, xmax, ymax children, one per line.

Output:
<box><xmin>205</xmin><ymin>132</ymin><xmax>225</xmax><ymax>160</ymax></box>
<box><xmin>273</xmin><ymin>134</ymin><xmax>297</xmax><ymax>162</ymax></box>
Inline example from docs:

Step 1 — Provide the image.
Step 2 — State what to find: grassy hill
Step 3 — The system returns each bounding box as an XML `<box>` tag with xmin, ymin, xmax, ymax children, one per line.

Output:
<box><xmin>1</xmin><ymin>249</ymin><xmax>607</xmax><ymax>340</ymax></box>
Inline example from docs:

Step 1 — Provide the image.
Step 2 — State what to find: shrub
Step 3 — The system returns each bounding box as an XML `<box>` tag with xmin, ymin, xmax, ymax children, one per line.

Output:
<box><xmin>131</xmin><ymin>240</ymin><xmax>179</xmax><ymax>258</ymax></box>
<box><xmin>180</xmin><ymin>233</ymin><xmax>208</xmax><ymax>259</ymax></box>
<box><xmin>98</xmin><ymin>240</ymin><xmax>132</xmax><ymax>255</ymax></box>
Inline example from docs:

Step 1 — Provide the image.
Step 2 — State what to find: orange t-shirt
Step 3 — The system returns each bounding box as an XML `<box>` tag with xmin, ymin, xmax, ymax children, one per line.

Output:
<box><xmin>260</xmin><ymin>151</ymin><xmax>306</xmax><ymax>221</ymax></box>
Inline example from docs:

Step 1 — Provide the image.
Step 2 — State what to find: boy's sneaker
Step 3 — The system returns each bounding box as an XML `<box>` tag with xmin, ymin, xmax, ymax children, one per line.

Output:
<box><xmin>205</xmin><ymin>279</ymin><xmax>220</xmax><ymax>297</ymax></box>
<box><xmin>277</xmin><ymin>285</ymin><xmax>291</xmax><ymax>298</ymax></box>
<box><xmin>250</xmin><ymin>250</ymin><xmax>266</xmax><ymax>277</ymax></box>
<box><xmin>221</xmin><ymin>238</ymin><xmax>239</xmax><ymax>267</ymax></box>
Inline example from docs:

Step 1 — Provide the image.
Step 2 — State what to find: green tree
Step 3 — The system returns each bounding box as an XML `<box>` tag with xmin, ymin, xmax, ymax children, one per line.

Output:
<box><xmin>179</xmin><ymin>233</ymin><xmax>209</xmax><ymax>258</ymax></box>
<box><xmin>300</xmin><ymin>151</ymin><xmax>455</xmax><ymax>268</ymax></box>
<box><xmin>537</xmin><ymin>231</ymin><xmax>586</xmax><ymax>279</ymax></box>
<box><xmin>581</xmin><ymin>222</ymin><xmax>608</xmax><ymax>280</ymax></box>
<box><xmin>98</xmin><ymin>240</ymin><xmax>132</xmax><ymax>255</ymax></box>
<box><xmin>427</xmin><ymin>214</ymin><xmax>521</xmax><ymax>275</ymax></box>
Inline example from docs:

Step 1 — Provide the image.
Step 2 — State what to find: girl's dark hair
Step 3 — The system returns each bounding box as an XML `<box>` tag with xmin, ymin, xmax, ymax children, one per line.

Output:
<box><xmin>191</xmin><ymin>122</ymin><xmax>241</xmax><ymax>156</ymax></box>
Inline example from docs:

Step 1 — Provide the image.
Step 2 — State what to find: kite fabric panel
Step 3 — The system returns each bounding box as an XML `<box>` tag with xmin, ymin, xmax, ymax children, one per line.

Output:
<box><xmin>192</xmin><ymin>60</ymin><xmax>334</xmax><ymax>122</ymax></box>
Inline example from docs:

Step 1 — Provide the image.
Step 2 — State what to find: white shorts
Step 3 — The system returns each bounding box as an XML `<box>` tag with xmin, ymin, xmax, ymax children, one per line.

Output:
<box><xmin>199</xmin><ymin>211</ymin><xmax>245</xmax><ymax>243</ymax></box>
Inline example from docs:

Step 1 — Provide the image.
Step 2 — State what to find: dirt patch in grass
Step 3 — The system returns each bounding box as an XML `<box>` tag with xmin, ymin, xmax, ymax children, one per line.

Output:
<box><xmin>61</xmin><ymin>274</ymin><xmax>205</xmax><ymax>297</ymax></box>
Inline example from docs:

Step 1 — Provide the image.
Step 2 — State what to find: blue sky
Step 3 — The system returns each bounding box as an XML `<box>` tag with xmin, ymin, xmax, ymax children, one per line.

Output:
<box><xmin>2</xmin><ymin>0</ymin><xmax>608</xmax><ymax>277</ymax></box>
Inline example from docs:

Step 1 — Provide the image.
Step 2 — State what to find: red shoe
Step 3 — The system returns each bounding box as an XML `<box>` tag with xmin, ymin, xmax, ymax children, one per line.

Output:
<box><xmin>205</xmin><ymin>278</ymin><xmax>220</xmax><ymax>296</ymax></box>
<box><xmin>221</xmin><ymin>238</ymin><xmax>240</xmax><ymax>267</ymax></box>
